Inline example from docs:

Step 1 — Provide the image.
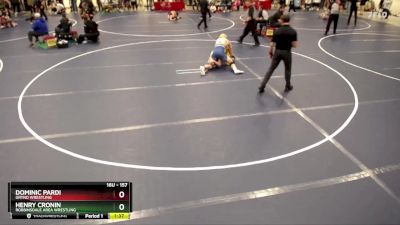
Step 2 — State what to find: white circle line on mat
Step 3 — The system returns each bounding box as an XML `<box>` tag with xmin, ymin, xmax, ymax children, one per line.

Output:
<box><xmin>318</xmin><ymin>33</ymin><xmax>400</xmax><ymax>82</ymax></box>
<box><xmin>18</xmin><ymin>39</ymin><xmax>358</xmax><ymax>171</ymax></box>
<box><xmin>97</xmin><ymin>15</ymin><xmax>235</xmax><ymax>37</ymax></box>
<box><xmin>296</xmin><ymin>21</ymin><xmax>371</xmax><ymax>31</ymax></box>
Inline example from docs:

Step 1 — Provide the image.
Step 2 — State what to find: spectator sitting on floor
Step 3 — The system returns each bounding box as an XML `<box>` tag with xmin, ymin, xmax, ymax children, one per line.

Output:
<box><xmin>77</xmin><ymin>14</ymin><xmax>99</xmax><ymax>44</ymax></box>
<box><xmin>0</xmin><ymin>9</ymin><xmax>17</xmax><ymax>28</ymax></box>
<box><xmin>27</xmin><ymin>13</ymin><xmax>48</xmax><ymax>47</ymax></box>
<box><xmin>167</xmin><ymin>10</ymin><xmax>181</xmax><ymax>21</ymax></box>
<box><xmin>55</xmin><ymin>13</ymin><xmax>72</xmax><ymax>38</ymax></box>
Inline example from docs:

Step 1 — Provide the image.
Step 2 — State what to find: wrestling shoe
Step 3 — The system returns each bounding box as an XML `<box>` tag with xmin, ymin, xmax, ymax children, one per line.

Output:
<box><xmin>200</xmin><ymin>66</ymin><xmax>206</xmax><ymax>76</ymax></box>
<box><xmin>233</xmin><ymin>69</ymin><xmax>244</xmax><ymax>75</ymax></box>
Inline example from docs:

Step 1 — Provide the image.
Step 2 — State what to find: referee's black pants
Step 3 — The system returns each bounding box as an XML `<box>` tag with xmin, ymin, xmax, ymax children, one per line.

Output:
<box><xmin>260</xmin><ymin>49</ymin><xmax>292</xmax><ymax>89</ymax></box>
<box><xmin>347</xmin><ymin>6</ymin><xmax>357</xmax><ymax>26</ymax></box>
<box><xmin>198</xmin><ymin>12</ymin><xmax>207</xmax><ymax>29</ymax></box>
<box><xmin>239</xmin><ymin>19</ymin><xmax>260</xmax><ymax>45</ymax></box>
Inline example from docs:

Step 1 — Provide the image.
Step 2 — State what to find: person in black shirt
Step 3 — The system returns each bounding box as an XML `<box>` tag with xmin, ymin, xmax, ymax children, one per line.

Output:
<box><xmin>259</xmin><ymin>14</ymin><xmax>298</xmax><ymax>93</ymax></box>
<box><xmin>347</xmin><ymin>0</ymin><xmax>357</xmax><ymax>26</ymax></box>
<box><xmin>238</xmin><ymin>0</ymin><xmax>259</xmax><ymax>46</ymax></box>
<box><xmin>197</xmin><ymin>0</ymin><xmax>208</xmax><ymax>29</ymax></box>
<box><xmin>77</xmin><ymin>14</ymin><xmax>99</xmax><ymax>43</ymax></box>
<box><xmin>55</xmin><ymin>13</ymin><xmax>72</xmax><ymax>38</ymax></box>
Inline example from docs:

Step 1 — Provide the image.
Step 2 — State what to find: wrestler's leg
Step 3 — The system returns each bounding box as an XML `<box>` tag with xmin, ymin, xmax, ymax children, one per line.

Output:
<box><xmin>227</xmin><ymin>55</ymin><xmax>244</xmax><ymax>74</ymax></box>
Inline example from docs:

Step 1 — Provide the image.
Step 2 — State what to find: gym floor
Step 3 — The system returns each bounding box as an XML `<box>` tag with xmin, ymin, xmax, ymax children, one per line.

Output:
<box><xmin>0</xmin><ymin>9</ymin><xmax>400</xmax><ymax>224</ymax></box>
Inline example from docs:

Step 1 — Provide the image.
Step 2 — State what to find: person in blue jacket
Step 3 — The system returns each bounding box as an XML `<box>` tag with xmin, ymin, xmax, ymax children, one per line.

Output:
<box><xmin>28</xmin><ymin>13</ymin><xmax>48</xmax><ymax>47</ymax></box>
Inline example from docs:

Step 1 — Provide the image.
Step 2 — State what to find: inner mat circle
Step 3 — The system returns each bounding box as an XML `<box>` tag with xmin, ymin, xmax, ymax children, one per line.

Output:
<box><xmin>18</xmin><ymin>39</ymin><xmax>358</xmax><ymax>171</ymax></box>
<box><xmin>97</xmin><ymin>14</ymin><xmax>235</xmax><ymax>37</ymax></box>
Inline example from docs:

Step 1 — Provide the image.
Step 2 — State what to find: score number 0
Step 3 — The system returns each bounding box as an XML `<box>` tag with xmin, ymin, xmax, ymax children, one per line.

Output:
<box><xmin>118</xmin><ymin>191</ymin><xmax>126</xmax><ymax>211</ymax></box>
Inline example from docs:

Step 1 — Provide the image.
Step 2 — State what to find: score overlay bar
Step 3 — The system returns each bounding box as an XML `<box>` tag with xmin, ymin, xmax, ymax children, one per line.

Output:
<box><xmin>8</xmin><ymin>182</ymin><xmax>132</xmax><ymax>219</ymax></box>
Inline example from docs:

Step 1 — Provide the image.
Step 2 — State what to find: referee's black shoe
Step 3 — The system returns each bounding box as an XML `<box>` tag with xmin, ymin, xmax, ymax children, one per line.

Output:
<box><xmin>258</xmin><ymin>87</ymin><xmax>265</xmax><ymax>94</ymax></box>
<box><xmin>284</xmin><ymin>85</ymin><xmax>293</xmax><ymax>92</ymax></box>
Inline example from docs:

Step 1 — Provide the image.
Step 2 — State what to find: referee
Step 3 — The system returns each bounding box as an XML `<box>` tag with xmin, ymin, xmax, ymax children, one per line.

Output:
<box><xmin>347</xmin><ymin>0</ymin><xmax>357</xmax><ymax>26</ymax></box>
<box><xmin>197</xmin><ymin>0</ymin><xmax>209</xmax><ymax>30</ymax></box>
<box><xmin>238</xmin><ymin>0</ymin><xmax>260</xmax><ymax>46</ymax></box>
<box><xmin>259</xmin><ymin>14</ymin><xmax>298</xmax><ymax>94</ymax></box>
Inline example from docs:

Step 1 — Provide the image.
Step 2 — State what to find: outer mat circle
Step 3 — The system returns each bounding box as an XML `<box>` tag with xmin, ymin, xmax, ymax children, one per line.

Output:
<box><xmin>97</xmin><ymin>15</ymin><xmax>235</xmax><ymax>37</ymax></box>
<box><xmin>18</xmin><ymin>39</ymin><xmax>359</xmax><ymax>171</ymax></box>
<box><xmin>319</xmin><ymin>33</ymin><xmax>400</xmax><ymax>82</ymax></box>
